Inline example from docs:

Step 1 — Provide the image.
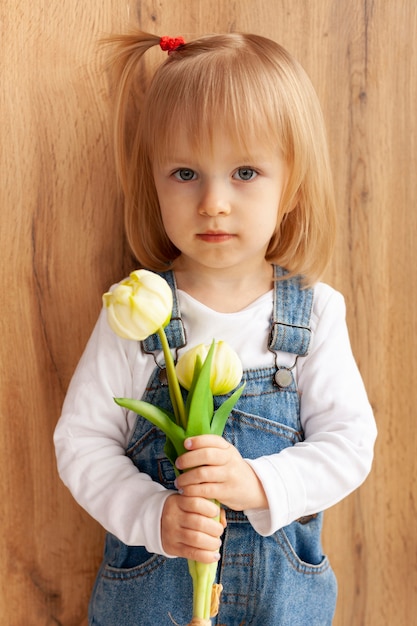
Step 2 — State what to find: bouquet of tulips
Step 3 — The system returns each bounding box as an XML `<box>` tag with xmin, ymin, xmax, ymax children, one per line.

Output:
<box><xmin>103</xmin><ymin>270</ymin><xmax>245</xmax><ymax>625</ymax></box>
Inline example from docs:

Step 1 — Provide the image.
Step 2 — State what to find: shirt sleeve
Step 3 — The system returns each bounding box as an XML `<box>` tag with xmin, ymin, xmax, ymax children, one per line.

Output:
<box><xmin>53</xmin><ymin>307</ymin><xmax>174</xmax><ymax>556</ymax></box>
<box><xmin>244</xmin><ymin>286</ymin><xmax>377</xmax><ymax>535</ymax></box>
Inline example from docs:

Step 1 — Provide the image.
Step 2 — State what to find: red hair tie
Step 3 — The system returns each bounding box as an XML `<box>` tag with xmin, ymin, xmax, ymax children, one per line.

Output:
<box><xmin>160</xmin><ymin>36</ymin><xmax>185</xmax><ymax>54</ymax></box>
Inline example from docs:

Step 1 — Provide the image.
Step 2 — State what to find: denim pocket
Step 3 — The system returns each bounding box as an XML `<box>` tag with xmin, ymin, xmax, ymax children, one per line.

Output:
<box><xmin>89</xmin><ymin>549</ymin><xmax>194</xmax><ymax>626</ymax></box>
<box><xmin>100</xmin><ymin>533</ymin><xmax>166</xmax><ymax>573</ymax></box>
<box><xmin>223</xmin><ymin>408</ymin><xmax>303</xmax><ymax>460</ymax></box>
<box><xmin>274</xmin><ymin>518</ymin><xmax>330</xmax><ymax>573</ymax></box>
<box><xmin>103</xmin><ymin>553</ymin><xmax>167</xmax><ymax>580</ymax></box>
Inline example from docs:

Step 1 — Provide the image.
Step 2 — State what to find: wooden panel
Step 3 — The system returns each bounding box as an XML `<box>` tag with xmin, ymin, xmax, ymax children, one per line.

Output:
<box><xmin>1</xmin><ymin>1</ymin><xmax>415</xmax><ymax>623</ymax></box>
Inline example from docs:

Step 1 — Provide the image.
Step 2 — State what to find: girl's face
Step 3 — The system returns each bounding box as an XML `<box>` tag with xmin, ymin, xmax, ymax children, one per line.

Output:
<box><xmin>152</xmin><ymin>128</ymin><xmax>287</xmax><ymax>278</ymax></box>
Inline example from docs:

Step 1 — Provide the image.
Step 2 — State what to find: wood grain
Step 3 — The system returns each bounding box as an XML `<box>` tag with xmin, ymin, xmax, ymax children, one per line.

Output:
<box><xmin>1</xmin><ymin>1</ymin><xmax>415</xmax><ymax>623</ymax></box>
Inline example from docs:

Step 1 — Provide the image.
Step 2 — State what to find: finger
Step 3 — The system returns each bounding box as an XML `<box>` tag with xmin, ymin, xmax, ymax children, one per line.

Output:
<box><xmin>176</xmin><ymin>447</ymin><xmax>229</xmax><ymax>472</ymax></box>
<box><xmin>176</xmin><ymin>495</ymin><xmax>221</xmax><ymax>520</ymax></box>
<box><xmin>176</xmin><ymin>464</ymin><xmax>224</xmax><ymax>490</ymax></box>
<box><xmin>183</xmin><ymin>434</ymin><xmax>230</xmax><ymax>451</ymax></box>
<box><xmin>177</xmin><ymin>482</ymin><xmax>221</xmax><ymax>501</ymax></box>
<box><xmin>220</xmin><ymin>508</ymin><xmax>227</xmax><ymax>528</ymax></box>
<box><xmin>165</xmin><ymin>519</ymin><xmax>222</xmax><ymax>562</ymax></box>
<box><xmin>177</xmin><ymin>542</ymin><xmax>221</xmax><ymax>564</ymax></box>
<box><xmin>179</xmin><ymin>517</ymin><xmax>223</xmax><ymax>545</ymax></box>
<box><xmin>175</xmin><ymin>508</ymin><xmax>224</xmax><ymax>558</ymax></box>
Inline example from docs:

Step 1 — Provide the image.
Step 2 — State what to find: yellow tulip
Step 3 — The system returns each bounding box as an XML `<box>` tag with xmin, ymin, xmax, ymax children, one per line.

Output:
<box><xmin>102</xmin><ymin>269</ymin><xmax>172</xmax><ymax>341</ymax></box>
<box><xmin>176</xmin><ymin>341</ymin><xmax>243</xmax><ymax>395</ymax></box>
<box><xmin>105</xmin><ymin>272</ymin><xmax>245</xmax><ymax>624</ymax></box>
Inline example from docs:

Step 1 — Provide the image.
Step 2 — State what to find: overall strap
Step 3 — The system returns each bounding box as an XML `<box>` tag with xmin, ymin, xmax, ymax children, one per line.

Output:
<box><xmin>141</xmin><ymin>270</ymin><xmax>186</xmax><ymax>354</ymax></box>
<box><xmin>142</xmin><ymin>267</ymin><xmax>313</xmax><ymax>357</ymax></box>
<box><xmin>269</xmin><ymin>266</ymin><xmax>313</xmax><ymax>356</ymax></box>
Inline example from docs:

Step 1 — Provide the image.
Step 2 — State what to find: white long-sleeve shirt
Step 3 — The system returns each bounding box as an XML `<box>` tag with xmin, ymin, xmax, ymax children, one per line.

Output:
<box><xmin>54</xmin><ymin>281</ymin><xmax>377</xmax><ymax>555</ymax></box>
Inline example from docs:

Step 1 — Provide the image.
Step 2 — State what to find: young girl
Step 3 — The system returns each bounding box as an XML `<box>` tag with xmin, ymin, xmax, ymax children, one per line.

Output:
<box><xmin>54</xmin><ymin>30</ymin><xmax>377</xmax><ymax>625</ymax></box>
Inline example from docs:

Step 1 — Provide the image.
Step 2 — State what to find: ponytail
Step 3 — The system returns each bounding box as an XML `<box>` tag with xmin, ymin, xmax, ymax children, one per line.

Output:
<box><xmin>102</xmin><ymin>32</ymin><xmax>160</xmax><ymax>194</ymax></box>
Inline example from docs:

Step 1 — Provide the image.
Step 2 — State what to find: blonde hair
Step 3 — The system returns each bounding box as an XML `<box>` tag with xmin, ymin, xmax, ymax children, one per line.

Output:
<box><xmin>106</xmin><ymin>31</ymin><xmax>336</xmax><ymax>285</ymax></box>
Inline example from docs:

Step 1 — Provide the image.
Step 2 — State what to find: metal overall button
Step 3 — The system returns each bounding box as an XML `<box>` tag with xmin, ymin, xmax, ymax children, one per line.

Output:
<box><xmin>275</xmin><ymin>368</ymin><xmax>293</xmax><ymax>388</ymax></box>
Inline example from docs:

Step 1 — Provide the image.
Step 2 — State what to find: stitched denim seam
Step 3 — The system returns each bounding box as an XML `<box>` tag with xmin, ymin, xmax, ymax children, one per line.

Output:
<box><xmin>228</xmin><ymin>414</ymin><xmax>302</xmax><ymax>443</ymax></box>
<box><xmin>102</xmin><ymin>554</ymin><xmax>167</xmax><ymax>580</ymax></box>
<box><xmin>274</xmin><ymin>530</ymin><xmax>330</xmax><ymax>575</ymax></box>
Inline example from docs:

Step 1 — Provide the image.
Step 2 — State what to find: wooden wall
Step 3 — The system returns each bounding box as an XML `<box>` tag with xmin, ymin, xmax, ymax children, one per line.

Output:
<box><xmin>1</xmin><ymin>1</ymin><xmax>415</xmax><ymax>624</ymax></box>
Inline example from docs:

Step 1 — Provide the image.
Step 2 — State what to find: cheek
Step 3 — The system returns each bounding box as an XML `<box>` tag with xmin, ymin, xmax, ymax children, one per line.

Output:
<box><xmin>260</xmin><ymin>210</ymin><xmax>281</xmax><ymax>245</ymax></box>
<box><xmin>257</xmin><ymin>201</ymin><xmax>280</xmax><ymax>231</ymax></box>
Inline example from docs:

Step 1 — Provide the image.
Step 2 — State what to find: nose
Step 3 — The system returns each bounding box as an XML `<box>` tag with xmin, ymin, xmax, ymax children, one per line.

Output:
<box><xmin>198</xmin><ymin>179</ymin><xmax>231</xmax><ymax>216</ymax></box>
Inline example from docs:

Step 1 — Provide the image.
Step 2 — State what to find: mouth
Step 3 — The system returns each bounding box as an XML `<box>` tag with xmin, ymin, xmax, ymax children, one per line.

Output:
<box><xmin>196</xmin><ymin>231</ymin><xmax>235</xmax><ymax>243</ymax></box>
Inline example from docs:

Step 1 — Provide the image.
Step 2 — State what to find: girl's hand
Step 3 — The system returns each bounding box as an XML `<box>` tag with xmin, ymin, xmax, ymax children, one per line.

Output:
<box><xmin>174</xmin><ymin>435</ymin><xmax>268</xmax><ymax>512</ymax></box>
<box><xmin>161</xmin><ymin>493</ymin><xmax>224</xmax><ymax>563</ymax></box>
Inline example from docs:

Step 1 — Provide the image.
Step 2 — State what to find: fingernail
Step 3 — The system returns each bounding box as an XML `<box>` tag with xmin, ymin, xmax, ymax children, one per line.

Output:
<box><xmin>173</xmin><ymin>478</ymin><xmax>182</xmax><ymax>494</ymax></box>
<box><xmin>213</xmin><ymin>552</ymin><xmax>221</xmax><ymax>561</ymax></box>
<box><xmin>184</xmin><ymin>438</ymin><xmax>193</xmax><ymax>449</ymax></box>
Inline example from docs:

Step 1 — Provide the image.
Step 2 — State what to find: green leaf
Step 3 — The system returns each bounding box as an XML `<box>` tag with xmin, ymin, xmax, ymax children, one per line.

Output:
<box><xmin>157</xmin><ymin>328</ymin><xmax>187</xmax><ymax>429</ymax></box>
<box><xmin>114</xmin><ymin>397</ymin><xmax>186</xmax><ymax>457</ymax></box>
<box><xmin>185</xmin><ymin>342</ymin><xmax>215</xmax><ymax>437</ymax></box>
<box><xmin>210</xmin><ymin>382</ymin><xmax>246</xmax><ymax>436</ymax></box>
<box><xmin>185</xmin><ymin>355</ymin><xmax>203</xmax><ymax>415</ymax></box>
<box><xmin>164</xmin><ymin>437</ymin><xmax>181</xmax><ymax>473</ymax></box>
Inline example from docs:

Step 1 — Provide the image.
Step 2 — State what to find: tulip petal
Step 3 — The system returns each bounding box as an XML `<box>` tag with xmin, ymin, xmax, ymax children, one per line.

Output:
<box><xmin>103</xmin><ymin>270</ymin><xmax>173</xmax><ymax>341</ymax></box>
<box><xmin>176</xmin><ymin>344</ymin><xmax>208</xmax><ymax>391</ymax></box>
<box><xmin>176</xmin><ymin>341</ymin><xmax>243</xmax><ymax>396</ymax></box>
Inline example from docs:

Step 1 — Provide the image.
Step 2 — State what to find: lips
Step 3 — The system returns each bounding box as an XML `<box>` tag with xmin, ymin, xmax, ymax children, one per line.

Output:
<box><xmin>197</xmin><ymin>231</ymin><xmax>234</xmax><ymax>243</ymax></box>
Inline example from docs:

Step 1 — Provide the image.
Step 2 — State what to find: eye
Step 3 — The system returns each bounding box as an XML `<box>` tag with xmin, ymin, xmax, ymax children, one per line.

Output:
<box><xmin>233</xmin><ymin>167</ymin><xmax>257</xmax><ymax>181</ymax></box>
<box><xmin>173</xmin><ymin>168</ymin><xmax>197</xmax><ymax>181</ymax></box>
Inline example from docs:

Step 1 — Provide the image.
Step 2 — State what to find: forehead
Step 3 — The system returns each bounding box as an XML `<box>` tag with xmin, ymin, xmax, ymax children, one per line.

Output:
<box><xmin>156</xmin><ymin>123</ymin><xmax>281</xmax><ymax>165</ymax></box>
<box><xmin>150</xmin><ymin>114</ymin><xmax>283</xmax><ymax>167</ymax></box>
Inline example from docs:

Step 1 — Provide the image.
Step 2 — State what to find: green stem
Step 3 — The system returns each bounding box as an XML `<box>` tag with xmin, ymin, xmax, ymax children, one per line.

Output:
<box><xmin>157</xmin><ymin>327</ymin><xmax>187</xmax><ymax>429</ymax></box>
<box><xmin>188</xmin><ymin>500</ymin><xmax>221</xmax><ymax>620</ymax></box>
<box><xmin>191</xmin><ymin>560</ymin><xmax>216</xmax><ymax>618</ymax></box>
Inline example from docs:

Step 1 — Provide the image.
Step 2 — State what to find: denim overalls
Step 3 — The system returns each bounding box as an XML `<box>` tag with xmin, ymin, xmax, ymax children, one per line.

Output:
<box><xmin>89</xmin><ymin>267</ymin><xmax>337</xmax><ymax>625</ymax></box>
